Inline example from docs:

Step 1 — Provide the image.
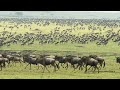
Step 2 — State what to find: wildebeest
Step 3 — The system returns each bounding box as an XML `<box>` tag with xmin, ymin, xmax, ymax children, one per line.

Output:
<box><xmin>3</xmin><ymin>54</ymin><xmax>14</xmax><ymax>67</ymax></box>
<box><xmin>12</xmin><ymin>56</ymin><xmax>23</xmax><ymax>66</ymax></box>
<box><xmin>54</xmin><ymin>55</ymin><xmax>67</xmax><ymax>68</ymax></box>
<box><xmin>89</xmin><ymin>55</ymin><xmax>105</xmax><ymax>68</ymax></box>
<box><xmin>81</xmin><ymin>56</ymin><xmax>99</xmax><ymax>73</ymax></box>
<box><xmin>36</xmin><ymin>55</ymin><xmax>59</xmax><ymax>73</ymax></box>
<box><xmin>0</xmin><ymin>58</ymin><xmax>6</xmax><ymax>70</ymax></box>
<box><xmin>23</xmin><ymin>54</ymin><xmax>37</xmax><ymax>70</ymax></box>
<box><xmin>65</xmin><ymin>56</ymin><xmax>83</xmax><ymax>70</ymax></box>
<box><xmin>2</xmin><ymin>58</ymin><xmax>9</xmax><ymax>67</ymax></box>
<box><xmin>23</xmin><ymin>54</ymin><xmax>59</xmax><ymax>72</ymax></box>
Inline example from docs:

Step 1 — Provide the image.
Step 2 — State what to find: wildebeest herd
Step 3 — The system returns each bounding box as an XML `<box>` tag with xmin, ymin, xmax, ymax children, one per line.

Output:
<box><xmin>0</xmin><ymin>18</ymin><xmax>120</xmax><ymax>74</ymax></box>
<box><xmin>0</xmin><ymin>51</ymin><xmax>120</xmax><ymax>73</ymax></box>
<box><xmin>1</xmin><ymin>18</ymin><xmax>120</xmax><ymax>47</ymax></box>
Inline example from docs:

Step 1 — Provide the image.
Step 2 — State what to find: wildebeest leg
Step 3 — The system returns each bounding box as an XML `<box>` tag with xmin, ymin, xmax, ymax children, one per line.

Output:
<box><xmin>45</xmin><ymin>66</ymin><xmax>50</xmax><ymax>73</ymax></box>
<box><xmin>100</xmin><ymin>63</ymin><xmax>102</xmax><ymax>68</ymax></box>
<box><xmin>96</xmin><ymin>66</ymin><xmax>99</xmax><ymax>73</ymax></box>
<box><xmin>0</xmin><ymin>64</ymin><xmax>2</xmax><ymax>71</ymax></box>
<box><xmin>98</xmin><ymin>63</ymin><xmax>102</xmax><ymax>69</ymax></box>
<box><xmin>65</xmin><ymin>62</ymin><xmax>69</xmax><ymax>70</ymax></box>
<box><xmin>72</xmin><ymin>64</ymin><xmax>76</xmax><ymax>71</ymax></box>
<box><xmin>7</xmin><ymin>60</ymin><xmax>10</xmax><ymax>67</ymax></box>
<box><xmin>85</xmin><ymin>65</ymin><xmax>88</xmax><ymax>73</ymax></box>
<box><xmin>1</xmin><ymin>65</ymin><xmax>2</xmax><ymax>71</ymax></box>
<box><xmin>19</xmin><ymin>61</ymin><xmax>22</xmax><ymax>67</ymax></box>
<box><xmin>88</xmin><ymin>66</ymin><xmax>92</xmax><ymax>70</ymax></box>
<box><xmin>3</xmin><ymin>62</ymin><xmax>6</xmax><ymax>68</ymax></box>
<box><xmin>7</xmin><ymin>62</ymin><xmax>10</xmax><ymax>67</ymax></box>
<box><xmin>89</xmin><ymin>66</ymin><xmax>94</xmax><ymax>71</ymax></box>
<box><xmin>37</xmin><ymin>64</ymin><xmax>43</xmax><ymax>70</ymax></box>
<box><xmin>24</xmin><ymin>63</ymin><xmax>30</xmax><ymax>69</ymax></box>
<box><xmin>30</xmin><ymin>64</ymin><xmax>31</xmax><ymax>70</ymax></box>
<box><xmin>61</xmin><ymin>63</ymin><xmax>64</xmax><ymax>68</ymax></box>
<box><xmin>57</xmin><ymin>63</ymin><xmax>60</xmax><ymax>69</ymax></box>
<box><xmin>10</xmin><ymin>61</ymin><xmax>13</xmax><ymax>67</ymax></box>
<box><xmin>93</xmin><ymin>66</ymin><xmax>99</xmax><ymax>73</ymax></box>
<box><xmin>37</xmin><ymin>64</ymin><xmax>40</xmax><ymax>70</ymax></box>
<box><xmin>93</xmin><ymin>66</ymin><xmax>96</xmax><ymax>72</ymax></box>
<box><xmin>71</xmin><ymin>64</ymin><xmax>73</xmax><ymax>68</ymax></box>
<box><xmin>75</xmin><ymin>64</ymin><xmax>79</xmax><ymax>69</ymax></box>
<box><xmin>52</xmin><ymin>63</ymin><xmax>56</xmax><ymax>72</ymax></box>
<box><xmin>79</xmin><ymin>65</ymin><xmax>83</xmax><ymax>71</ymax></box>
<box><xmin>11</xmin><ymin>61</ymin><xmax>14</xmax><ymax>67</ymax></box>
<box><xmin>42</xmin><ymin>66</ymin><xmax>45</xmax><ymax>73</ymax></box>
<box><xmin>55</xmin><ymin>63</ymin><xmax>60</xmax><ymax>70</ymax></box>
<box><xmin>39</xmin><ymin>65</ymin><xmax>44</xmax><ymax>70</ymax></box>
<box><xmin>98</xmin><ymin>65</ymin><xmax>102</xmax><ymax>70</ymax></box>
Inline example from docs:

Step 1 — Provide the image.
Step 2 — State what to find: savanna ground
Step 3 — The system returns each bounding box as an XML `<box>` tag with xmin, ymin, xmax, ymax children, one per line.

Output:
<box><xmin>0</xmin><ymin>19</ymin><xmax>120</xmax><ymax>79</ymax></box>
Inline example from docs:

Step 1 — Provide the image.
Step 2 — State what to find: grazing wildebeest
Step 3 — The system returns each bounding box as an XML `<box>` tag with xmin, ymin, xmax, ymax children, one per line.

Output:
<box><xmin>89</xmin><ymin>55</ymin><xmax>105</xmax><ymax>68</ymax></box>
<box><xmin>81</xmin><ymin>56</ymin><xmax>99</xmax><ymax>73</ymax></box>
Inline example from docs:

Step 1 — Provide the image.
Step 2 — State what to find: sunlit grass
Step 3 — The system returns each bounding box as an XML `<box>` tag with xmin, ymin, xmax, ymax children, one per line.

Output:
<box><xmin>0</xmin><ymin>21</ymin><xmax>120</xmax><ymax>78</ymax></box>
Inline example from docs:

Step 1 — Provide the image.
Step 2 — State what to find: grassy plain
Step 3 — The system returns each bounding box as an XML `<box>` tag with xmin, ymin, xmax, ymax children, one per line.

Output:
<box><xmin>0</xmin><ymin>21</ymin><xmax>120</xmax><ymax>79</ymax></box>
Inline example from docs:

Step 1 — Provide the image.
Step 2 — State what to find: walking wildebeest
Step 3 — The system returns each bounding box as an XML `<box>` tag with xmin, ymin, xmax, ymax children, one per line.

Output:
<box><xmin>65</xmin><ymin>56</ymin><xmax>83</xmax><ymax>70</ymax></box>
<box><xmin>36</xmin><ymin>55</ymin><xmax>59</xmax><ymax>73</ymax></box>
<box><xmin>89</xmin><ymin>55</ymin><xmax>105</xmax><ymax>68</ymax></box>
<box><xmin>23</xmin><ymin>54</ymin><xmax>37</xmax><ymax>70</ymax></box>
<box><xmin>81</xmin><ymin>56</ymin><xmax>99</xmax><ymax>73</ymax></box>
<box><xmin>0</xmin><ymin>58</ymin><xmax>6</xmax><ymax>70</ymax></box>
<box><xmin>12</xmin><ymin>56</ymin><xmax>23</xmax><ymax>66</ymax></box>
<box><xmin>55</xmin><ymin>55</ymin><xmax>67</xmax><ymax>68</ymax></box>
